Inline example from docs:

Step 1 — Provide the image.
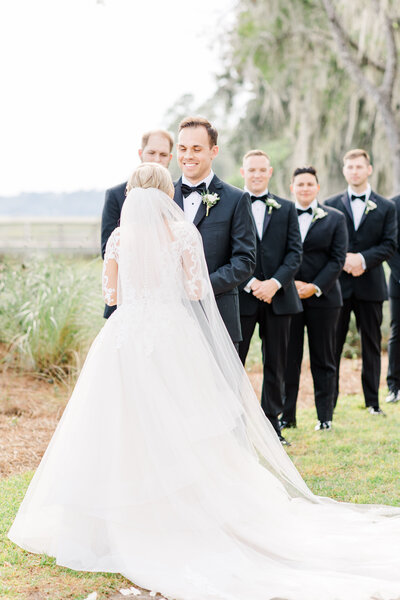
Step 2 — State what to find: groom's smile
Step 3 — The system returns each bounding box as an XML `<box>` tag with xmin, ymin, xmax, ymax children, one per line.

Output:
<box><xmin>177</xmin><ymin>125</ymin><xmax>219</xmax><ymax>184</ymax></box>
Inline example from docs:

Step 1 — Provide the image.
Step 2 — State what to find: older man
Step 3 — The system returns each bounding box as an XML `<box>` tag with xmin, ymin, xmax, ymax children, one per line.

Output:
<box><xmin>101</xmin><ymin>129</ymin><xmax>173</xmax><ymax>318</ymax></box>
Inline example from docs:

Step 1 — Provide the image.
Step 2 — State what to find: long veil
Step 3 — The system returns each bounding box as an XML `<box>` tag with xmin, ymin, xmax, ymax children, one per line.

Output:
<box><xmin>117</xmin><ymin>186</ymin><xmax>317</xmax><ymax>503</ymax></box>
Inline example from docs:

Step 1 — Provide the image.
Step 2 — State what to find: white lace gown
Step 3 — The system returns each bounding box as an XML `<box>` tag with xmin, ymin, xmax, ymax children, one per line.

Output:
<box><xmin>8</xmin><ymin>189</ymin><xmax>400</xmax><ymax>600</ymax></box>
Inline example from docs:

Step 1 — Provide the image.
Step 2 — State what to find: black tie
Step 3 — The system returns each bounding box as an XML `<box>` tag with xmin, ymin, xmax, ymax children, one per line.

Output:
<box><xmin>181</xmin><ymin>182</ymin><xmax>207</xmax><ymax>198</ymax></box>
<box><xmin>351</xmin><ymin>194</ymin><xmax>366</xmax><ymax>202</ymax></box>
<box><xmin>250</xmin><ymin>194</ymin><xmax>268</xmax><ymax>203</ymax></box>
<box><xmin>297</xmin><ymin>207</ymin><xmax>313</xmax><ymax>216</ymax></box>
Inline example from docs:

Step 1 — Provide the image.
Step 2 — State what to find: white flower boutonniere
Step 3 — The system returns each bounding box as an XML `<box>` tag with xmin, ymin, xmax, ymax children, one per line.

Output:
<box><xmin>201</xmin><ymin>191</ymin><xmax>220</xmax><ymax>216</ymax></box>
<box><xmin>365</xmin><ymin>199</ymin><xmax>377</xmax><ymax>214</ymax></box>
<box><xmin>312</xmin><ymin>207</ymin><xmax>328</xmax><ymax>223</ymax></box>
<box><xmin>265</xmin><ymin>197</ymin><xmax>281</xmax><ymax>215</ymax></box>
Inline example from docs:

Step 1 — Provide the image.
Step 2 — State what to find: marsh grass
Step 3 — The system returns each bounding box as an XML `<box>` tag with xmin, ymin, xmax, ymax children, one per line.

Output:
<box><xmin>0</xmin><ymin>258</ymin><xmax>104</xmax><ymax>381</ymax></box>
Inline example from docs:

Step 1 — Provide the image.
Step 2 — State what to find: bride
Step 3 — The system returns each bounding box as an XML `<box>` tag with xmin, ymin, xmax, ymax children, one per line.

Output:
<box><xmin>9</xmin><ymin>163</ymin><xmax>400</xmax><ymax>600</ymax></box>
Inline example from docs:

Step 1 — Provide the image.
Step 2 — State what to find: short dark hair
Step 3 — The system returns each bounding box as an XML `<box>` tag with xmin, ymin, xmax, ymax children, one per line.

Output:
<box><xmin>141</xmin><ymin>129</ymin><xmax>174</xmax><ymax>152</ymax></box>
<box><xmin>292</xmin><ymin>166</ymin><xmax>319</xmax><ymax>183</ymax></box>
<box><xmin>178</xmin><ymin>116</ymin><xmax>218</xmax><ymax>147</ymax></box>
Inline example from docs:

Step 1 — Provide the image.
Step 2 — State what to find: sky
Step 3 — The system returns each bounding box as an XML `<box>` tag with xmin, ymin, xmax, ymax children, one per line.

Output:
<box><xmin>0</xmin><ymin>0</ymin><xmax>235</xmax><ymax>195</ymax></box>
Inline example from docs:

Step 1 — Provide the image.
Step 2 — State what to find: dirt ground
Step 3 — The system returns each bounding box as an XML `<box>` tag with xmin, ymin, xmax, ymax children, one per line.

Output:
<box><xmin>0</xmin><ymin>354</ymin><xmax>389</xmax><ymax>479</ymax></box>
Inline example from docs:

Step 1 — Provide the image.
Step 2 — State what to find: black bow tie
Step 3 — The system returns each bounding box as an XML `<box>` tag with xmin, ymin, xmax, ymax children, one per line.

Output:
<box><xmin>181</xmin><ymin>182</ymin><xmax>207</xmax><ymax>198</ymax></box>
<box><xmin>250</xmin><ymin>194</ymin><xmax>268</xmax><ymax>203</ymax></box>
<box><xmin>351</xmin><ymin>194</ymin><xmax>366</xmax><ymax>202</ymax></box>
<box><xmin>297</xmin><ymin>207</ymin><xmax>313</xmax><ymax>216</ymax></box>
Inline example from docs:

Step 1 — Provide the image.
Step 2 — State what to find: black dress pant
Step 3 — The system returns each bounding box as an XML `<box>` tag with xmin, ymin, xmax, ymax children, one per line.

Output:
<box><xmin>239</xmin><ymin>302</ymin><xmax>291</xmax><ymax>436</ymax></box>
<box><xmin>334</xmin><ymin>297</ymin><xmax>383</xmax><ymax>408</ymax></box>
<box><xmin>283</xmin><ymin>306</ymin><xmax>340</xmax><ymax>423</ymax></box>
<box><xmin>387</xmin><ymin>296</ymin><xmax>400</xmax><ymax>393</ymax></box>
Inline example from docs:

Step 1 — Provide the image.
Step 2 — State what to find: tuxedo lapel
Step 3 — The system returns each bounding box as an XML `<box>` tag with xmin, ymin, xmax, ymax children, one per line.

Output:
<box><xmin>262</xmin><ymin>210</ymin><xmax>272</xmax><ymax>237</ymax></box>
<box><xmin>174</xmin><ymin>178</ymin><xmax>184</xmax><ymax>211</ymax></box>
<box><xmin>357</xmin><ymin>191</ymin><xmax>376</xmax><ymax>230</ymax></box>
<box><xmin>303</xmin><ymin>203</ymin><xmax>322</xmax><ymax>240</ymax></box>
<box><xmin>340</xmin><ymin>192</ymin><xmax>355</xmax><ymax>227</ymax></box>
<box><xmin>193</xmin><ymin>174</ymin><xmax>223</xmax><ymax>228</ymax></box>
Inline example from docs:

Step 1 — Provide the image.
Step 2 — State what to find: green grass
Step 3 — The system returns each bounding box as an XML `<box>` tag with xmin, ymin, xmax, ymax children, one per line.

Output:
<box><xmin>1</xmin><ymin>476</ymin><xmax>128</xmax><ymax>599</ymax></box>
<box><xmin>2</xmin><ymin>395</ymin><xmax>400</xmax><ymax>598</ymax></box>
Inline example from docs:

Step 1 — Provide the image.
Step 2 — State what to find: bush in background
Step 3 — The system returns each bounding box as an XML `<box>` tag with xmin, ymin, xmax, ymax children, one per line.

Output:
<box><xmin>0</xmin><ymin>257</ymin><xmax>104</xmax><ymax>381</ymax></box>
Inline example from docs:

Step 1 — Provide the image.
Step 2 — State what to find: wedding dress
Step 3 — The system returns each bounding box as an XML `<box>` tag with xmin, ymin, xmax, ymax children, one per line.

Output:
<box><xmin>9</xmin><ymin>187</ymin><xmax>400</xmax><ymax>600</ymax></box>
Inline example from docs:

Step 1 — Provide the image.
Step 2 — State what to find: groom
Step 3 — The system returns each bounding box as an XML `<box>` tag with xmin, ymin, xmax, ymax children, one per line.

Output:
<box><xmin>174</xmin><ymin>116</ymin><xmax>256</xmax><ymax>347</ymax></box>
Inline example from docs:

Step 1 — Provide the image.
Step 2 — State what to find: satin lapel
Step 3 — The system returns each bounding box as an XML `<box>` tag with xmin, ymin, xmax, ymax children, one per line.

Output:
<box><xmin>262</xmin><ymin>209</ymin><xmax>272</xmax><ymax>237</ymax></box>
<box><xmin>340</xmin><ymin>191</ymin><xmax>354</xmax><ymax>227</ymax></box>
<box><xmin>193</xmin><ymin>201</ymin><xmax>207</xmax><ymax>227</ymax></box>
<box><xmin>174</xmin><ymin>178</ymin><xmax>184</xmax><ymax>211</ymax></box>
<box><xmin>193</xmin><ymin>174</ymin><xmax>223</xmax><ymax>228</ymax></box>
<box><xmin>357</xmin><ymin>192</ymin><xmax>376</xmax><ymax>230</ymax></box>
<box><xmin>304</xmin><ymin>203</ymin><xmax>321</xmax><ymax>239</ymax></box>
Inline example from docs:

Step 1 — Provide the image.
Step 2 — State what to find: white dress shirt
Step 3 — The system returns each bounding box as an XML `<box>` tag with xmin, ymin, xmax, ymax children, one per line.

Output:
<box><xmin>295</xmin><ymin>198</ymin><xmax>321</xmax><ymax>297</ymax></box>
<box><xmin>182</xmin><ymin>170</ymin><xmax>214</xmax><ymax>223</ymax></box>
<box><xmin>244</xmin><ymin>187</ymin><xmax>281</xmax><ymax>293</ymax></box>
<box><xmin>295</xmin><ymin>198</ymin><xmax>317</xmax><ymax>242</ymax></box>
<box><xmin>347</xmin><ymin>184</ymin><xmax>369</xmax><ymax>270</ymax></box>
<box><xmin>348</xmin><ymin>183</ymin><xmax>371</xmax><ymax>231</ymax></box>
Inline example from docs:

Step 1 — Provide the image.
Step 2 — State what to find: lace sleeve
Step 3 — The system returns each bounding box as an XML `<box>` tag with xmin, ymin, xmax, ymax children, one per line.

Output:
<box><xmin>102</xmin><ymin>228</ymin><xmax>120</xmax><ymax>306</ymax></box>
<box><xmin>177</xmin><ymin>224</ymin><xmax>207</xmax><ymax>300</ymax></box>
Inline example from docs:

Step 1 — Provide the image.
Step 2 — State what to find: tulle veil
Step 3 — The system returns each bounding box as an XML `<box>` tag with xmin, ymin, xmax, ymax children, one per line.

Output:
<box><xmin>117</xmin><ymin>186</ymin><xmax>316</xmax><ymax>502</ymax></box>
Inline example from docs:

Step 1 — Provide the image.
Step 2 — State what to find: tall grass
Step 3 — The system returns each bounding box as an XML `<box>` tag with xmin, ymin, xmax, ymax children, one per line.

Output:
<box><xmin>0</xmin><ymin>257</ymin><xmax>104</xmax><ymax>380</ymax></box>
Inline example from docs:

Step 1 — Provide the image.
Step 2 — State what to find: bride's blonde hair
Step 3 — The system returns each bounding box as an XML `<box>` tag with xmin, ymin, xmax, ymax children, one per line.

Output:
<box><xmin>127</xmin><ymin>163</ymin><xmax>174</xmax><ymax>197</ymax></box>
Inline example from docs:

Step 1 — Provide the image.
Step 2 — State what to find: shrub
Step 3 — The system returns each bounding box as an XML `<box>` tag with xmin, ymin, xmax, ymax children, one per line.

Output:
<box><xmin>0</xmin><ymin>257</ymin><xmax>104</xmax><ymax>380</ymax></box>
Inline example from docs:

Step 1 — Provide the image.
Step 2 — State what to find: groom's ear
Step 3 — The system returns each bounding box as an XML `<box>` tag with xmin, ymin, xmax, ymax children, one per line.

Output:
<box><xmin>211</xmin><ymin>145</ymin><xmax>219</xmax><ymax>159</ymax></box>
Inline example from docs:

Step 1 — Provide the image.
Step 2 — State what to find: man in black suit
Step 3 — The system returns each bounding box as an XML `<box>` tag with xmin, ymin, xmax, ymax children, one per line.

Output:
<box><xmin>281</xmin><ymin>167</ymin><xmax>348</xmax><ymax>432</ymax></box>
<box><xmin>386</xmin><ymin>194</ymin><xmax>400</xmax><ymax>403</ymax></box>
<box><xmin>174</xmin><ymin>117</ymin><xmax>256</xmax><ymax>348</ymax></box>
<box><xmin>101</xmin><ymin>129</ymin><xmax>174</xmax><ymax>318</ymax></box>
<box><xmin>325</xmin><ymin>149</ymin><xmax>397</xmax><ymax>415</ymax></box>
<box><xmin>238</xmin><ymin>150</ymin><xmax>303</xmax><ymax>444</ymax></box>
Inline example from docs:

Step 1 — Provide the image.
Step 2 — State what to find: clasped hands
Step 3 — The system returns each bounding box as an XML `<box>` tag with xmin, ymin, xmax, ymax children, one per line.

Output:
<box><xmin>295</xmin><ymin>280</ymin><xmax>317</xmax><ymax>299</ymax></box>
<box><xmin>250</xmin><ymin>279</ymin><xmax>279</xmax><ymax>303</ymax></box>
<box><xmin>343</xmin><ymin>252</ymin><xmax>365</xmax><ymax>277</ymax></box>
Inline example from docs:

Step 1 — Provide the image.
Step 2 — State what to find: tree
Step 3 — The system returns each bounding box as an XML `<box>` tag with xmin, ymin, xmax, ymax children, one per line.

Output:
<box><xmin>212</xmin><ymin>0</ymin><xmax>400</xmax><ymax>196</ymax></box>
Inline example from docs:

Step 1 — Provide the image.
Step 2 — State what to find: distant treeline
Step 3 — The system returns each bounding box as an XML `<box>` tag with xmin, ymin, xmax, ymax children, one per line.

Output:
<box><xmin>0</xmin><ymin>190</ymin><xmax>105</xmax><ymax>217</ymax></box>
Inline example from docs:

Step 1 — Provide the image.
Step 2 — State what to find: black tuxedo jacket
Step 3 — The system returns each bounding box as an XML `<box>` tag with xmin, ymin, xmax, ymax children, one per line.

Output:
<box><xmin>239</xmin><ymin>194</ymin><xmax>303</xmax><ymax>316</ymax></box>
<box><xmin>324</xmin><ymin>190</ymin><xmax>397</xmax><ymax>302</ymax></box>
<box><xmin>296</xmin><ymin>204</ymin><xmax>348</xmax><ymax>308</ymax></box>
<box><xmin>101</xmin><ymin>181</ymin><xmax>127</xmax><ymax>318</ymax></box>
<box><xmin>174</xmin><ymin>175</ymin><xmax>257</xmax><ymax>342</ymax></box>
<box><xmin>388</xmin><ymin>195</ymin><xmax>400</xmax><ymax>299</ymax></box>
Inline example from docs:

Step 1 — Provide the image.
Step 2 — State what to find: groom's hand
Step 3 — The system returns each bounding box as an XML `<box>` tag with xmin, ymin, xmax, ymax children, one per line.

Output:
<box><xmin>251</xmin><ymin>279</ymin><xmax>279</xmax><ymax>304</ymax></box>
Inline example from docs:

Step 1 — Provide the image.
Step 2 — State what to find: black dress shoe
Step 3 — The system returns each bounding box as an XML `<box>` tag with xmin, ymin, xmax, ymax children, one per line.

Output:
<box><xmin>278</xmin><ymin>434</ymin><xmax>291</xmax><ymax>446</ymax></box>
<box><xmin>279</xmin><ymin>419</ymin><xmax>297</xmax><ymax>430</ymax></box>
<box><xmin>314</xmin><ymin>420</ymin><xmax>332</xmax><ymax>431</ymax></box>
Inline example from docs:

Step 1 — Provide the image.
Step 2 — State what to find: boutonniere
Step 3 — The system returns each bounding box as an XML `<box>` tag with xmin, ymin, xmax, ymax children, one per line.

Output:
<box><xmin>312</xmin><ymin>207</ymin><xmax>328</xmax><ymax>222</ymax></box>
<box><xmin>265</xmin><ymin>197</ymin><xmax>281</xmax><ymax>215</ymax></box>
<box><xmin>201</xmin><ymin>190</ymin><xmax>220</xmax><ymax>216</ymax></box>
<box><xmin>365</xmin><ymin>199</ymin><xmax>377</xmax><ymax>214</ymax></box>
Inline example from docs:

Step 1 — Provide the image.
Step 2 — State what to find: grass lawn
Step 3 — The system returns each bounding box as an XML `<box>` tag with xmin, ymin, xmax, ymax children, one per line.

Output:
<box><xmin>1</xmin><ymin>394</ymin><xmax>400</xmax><ymax>599</ymax></box>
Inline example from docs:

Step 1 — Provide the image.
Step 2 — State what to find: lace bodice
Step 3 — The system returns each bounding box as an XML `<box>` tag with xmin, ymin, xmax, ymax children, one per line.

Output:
<box><xmin>102</xmin><ymin>222</ymin><xmax>205</xmax><ymax>307</ymax></box>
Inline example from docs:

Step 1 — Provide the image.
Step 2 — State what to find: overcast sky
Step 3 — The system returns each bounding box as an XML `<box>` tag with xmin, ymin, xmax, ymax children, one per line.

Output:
<box><xmin>0</xmin><ymin>0</ymin><xmax>235</xmax><ymax>195</ymax></box>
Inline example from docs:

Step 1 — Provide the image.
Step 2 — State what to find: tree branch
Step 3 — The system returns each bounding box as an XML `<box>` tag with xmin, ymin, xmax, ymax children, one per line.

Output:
<box><xmin>321</xmin><ymin>0</ymin><xmax>382</xmax><ymax>105</ymax></box>
<box><xmin>377</xmin><ymin>4</ymin><xmax>398</xmax><ymax>101</ymax></box>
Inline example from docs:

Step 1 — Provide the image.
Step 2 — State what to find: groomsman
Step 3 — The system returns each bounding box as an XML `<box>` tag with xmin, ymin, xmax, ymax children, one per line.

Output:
<box><xmin>281</xmin><ymin>167</ymin><xmax>348</xmax><ymax>431</ymax></box>
<box><xmin>174</xmin><ymin>116</ymin><xmax>256</xmax><ymax>348</ymax></box>
<box><xmin>386</xmin><ymin>194</ymin><xmax>400</xmax><ymax>403</ymax></box>
<box><xmin>101</xmin><ymin>129</ymin><xmax>174</xmax><ymax>318</ymax></box>
<box><xmin>325</xmin><ymin>149</ymin><xmax>397</xmax><ymax>414</ymax></box>
<box><xmin>238</xmin><ymin>150</ymin><xmax>303</xmax><ymax>444</ymax></box>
